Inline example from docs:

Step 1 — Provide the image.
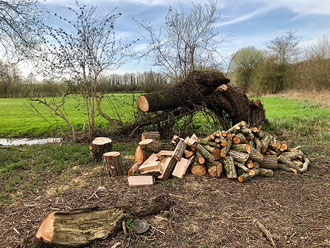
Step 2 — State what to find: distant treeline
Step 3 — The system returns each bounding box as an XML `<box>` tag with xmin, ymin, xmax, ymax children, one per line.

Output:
<box><xmin>230</xmin><ymin>34</ymin><xmax>330</xmax><ymax>94</ymax></box>
<box><xmin>0</xmin><ymin>67</ymin><xmax>168</xmax><ymax>98</ymax></box>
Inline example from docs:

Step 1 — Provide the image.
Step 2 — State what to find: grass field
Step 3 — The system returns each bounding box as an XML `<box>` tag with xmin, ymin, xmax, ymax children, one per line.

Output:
<box><xmin>0</xmin><ymin>94</ymin><xmax>329</xmax><ymax>138</ymax></box>
<box><xmin>0</xmin><ymin>95</ymin><xmax>329</xmax><ymax>247</ymax></box>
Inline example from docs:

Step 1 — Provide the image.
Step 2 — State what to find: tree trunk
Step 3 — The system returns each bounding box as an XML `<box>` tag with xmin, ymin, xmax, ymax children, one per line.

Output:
<box><xmin>141</xmin><ymin>131</ymin><xmax>160</xmax><ymax>141</ymax></box>
<box><xmin>260</xmin><ymin>155</ymin><xmax>278</xmax><ymax>169</ymax></box>
<box><xmin>103</xmin><ymin>152</ymin><xmax>123</xmax><ymax>177</ymax></box>
<box><xmin>89</xmin><ymin>137</ymin><xmax>112</xmax><ymax>162</ymax></box>
<box><xmin>138</xmin><ymin>70</ymin><xmax>230</xmax><ymax>112</ymax></box>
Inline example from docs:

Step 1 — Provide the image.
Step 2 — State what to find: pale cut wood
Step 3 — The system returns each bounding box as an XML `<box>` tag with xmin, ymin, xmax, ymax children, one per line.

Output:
<box><xmin>185</xmin><ymin>134</ymin><xmax>199</xmax><ymax>146</ymax></box>
<box><xmin>282</xmin><ymin>151</ymin><xmax>304</xmax><ymax>160</ymax></box>
<box><xmin>191</xmin><ymin>164</ymin><xmax>207</xmax><ymax>176</ymax></box>
<box><xmin>172</xmin><ymin>156</ymin><xmax>194</xmax><ymax>179</ymax></box>
<box><xmin>278</xmin><ymin>155</ymin><xmax>300</xmax><ymax>170</ymax></box>
<box><xmin>127</xmin><ymin>162</ymin><xmax>140</xmax><ymax>176</ymax></box>
<box><xmin>141</xmin><ymin>131</ymin><xmax>160</xmax><ymax>141</ymax></box>
<box><xmin>139</xmin><ymin>161</ymin><xmax>161</xmax><ymax>174</ymax></box>
<box><xmin>103</xmin><ymin>152</ymin><xmax>123</xmax><ymax>177</ymax></box>
<box><xmin>128</xmin><ymin>176</ymin><xmax>154</xmax><ymax>187</ymax></box>
<box><xmin>238</xmin><ymin>169</ymin><xmax>260</xmax><ymax>182</ymax></box>
<box><xmin>89</xmin><ymin>137</ymin><xmax>112</xmax><ymax>162</ymax></box>
<box><xmin>298</xmin><ymin>158</ymin><xmax>310</xmax><ymax>173</ymax></box>
<box><xmin>278</xmin><ymin>163</ymin><xmax>297</xmax><ymax>173</ymax></box>
<box><xmin>157</xmin><ymin>150</ymin><xmax>174</xmax><ymax>159</ymax></box>
<box><xmin>135</xmin><ymin>139</ymin><xmax>161</xmax><ymax>165</ymax></box>
<box><xmin>184</xmin><ymin>150</ymin><xmax>194</xmax><ymax>159</ymax></box>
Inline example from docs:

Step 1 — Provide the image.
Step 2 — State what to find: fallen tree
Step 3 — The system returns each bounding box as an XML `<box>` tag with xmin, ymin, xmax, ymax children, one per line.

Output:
<box><xmin>136</xmin><ymin>70</ymin><xmax>266</xmax><ymax>132</ymax></box>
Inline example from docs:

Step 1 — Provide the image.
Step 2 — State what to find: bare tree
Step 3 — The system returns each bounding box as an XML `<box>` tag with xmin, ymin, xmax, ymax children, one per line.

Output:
<box><xmin>0</xmin><ymin>0</ymin><xmax>42</xmax><ymax>60</ymax></box>
<box><xmin>138</xmin><ymin>0</ymin><xmax>224</xmax><ymax>82</ymax></box>
<box><xmin>267</xmin><ymin>30</ymin><xmax>300</xmax><ymax>65</ymax></box>
<box><xmin>29</xmin><ymin>1</ymin><xmax>135</xmax><ymax>140</ymax></box>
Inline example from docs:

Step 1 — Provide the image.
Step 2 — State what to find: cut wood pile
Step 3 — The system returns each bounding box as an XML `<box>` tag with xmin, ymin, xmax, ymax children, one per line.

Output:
<box><xmin>128</xmin><ymin>124</ymin><xmax>310</xmax><ymax>185</ymax></box>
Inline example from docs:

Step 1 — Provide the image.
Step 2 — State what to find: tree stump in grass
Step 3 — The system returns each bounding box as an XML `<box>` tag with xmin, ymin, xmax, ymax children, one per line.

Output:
<box><xmin>89</xmin><ymin>137</ymin><xmax>112</xmax><ymax>162</ymax></box>
<box><xmin>103</xmin><ymin>152</ymin><xmax>123</xmax><ymax>177</ymax></box>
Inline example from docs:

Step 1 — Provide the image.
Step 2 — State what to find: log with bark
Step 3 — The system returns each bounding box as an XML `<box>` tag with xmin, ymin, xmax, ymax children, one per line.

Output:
<box><xmin>35</xmin><ymin>195</ymin><xmax>172</xmax><ymax>247</ymax></box>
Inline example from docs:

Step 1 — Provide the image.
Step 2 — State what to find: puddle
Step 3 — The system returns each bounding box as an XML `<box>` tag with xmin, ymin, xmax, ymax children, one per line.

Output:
<box><xmin>0</xmin><ymin>138</ymin><xmax>62</xmax><ymax>146</ymax></box>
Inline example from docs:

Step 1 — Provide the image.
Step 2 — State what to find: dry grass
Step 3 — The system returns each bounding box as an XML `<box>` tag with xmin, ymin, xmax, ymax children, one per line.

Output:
<box><xmin>263</xmin><ymin>90</ymin><xmax>330</xmax><ymax>108</ymax></box>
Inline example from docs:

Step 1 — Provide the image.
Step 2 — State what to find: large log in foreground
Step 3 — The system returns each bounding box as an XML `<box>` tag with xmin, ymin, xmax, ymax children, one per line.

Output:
<box><xmin>137</xmin><ymin>70</ymin><xmax>266</xmax><ymax>127</ymax></box>
<box><xmin>35</xmin><ymin>195</ymin><xmax>172</xmax><ymax>247</ymax></box>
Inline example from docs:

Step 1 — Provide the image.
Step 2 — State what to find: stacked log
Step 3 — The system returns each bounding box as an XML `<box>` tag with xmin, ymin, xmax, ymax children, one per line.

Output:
<box><xmin>128</xmin><ymin>123</ymin><xmax>310</xmax><ymax>185</ymax></box>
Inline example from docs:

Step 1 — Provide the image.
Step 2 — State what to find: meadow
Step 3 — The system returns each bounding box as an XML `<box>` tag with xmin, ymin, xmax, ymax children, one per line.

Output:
<box><xmin>0</xmin><ymin>94</ymin><xmax>329</xmax><ymax>140</ymax></box>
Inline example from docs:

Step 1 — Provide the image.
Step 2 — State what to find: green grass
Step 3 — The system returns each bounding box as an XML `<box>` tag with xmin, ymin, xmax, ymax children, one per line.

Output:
<box><xmin>0</xmin><ymin>93</ymin><xmax>139</xmax><ymax>137</ymax></box>
<box><xmin>0</xmin><ymin>142</ymin><xmax>136</xmax><ymax>205</ymax></box>
<box><xmin>0</xmin><ymin>94</ymin><xmax>329</xmax><ymax>139</ymax></box>
<box><xmin>261</xmin><ymin>97</ymin><xmax>330</xmax><ymax>143</ymax></box>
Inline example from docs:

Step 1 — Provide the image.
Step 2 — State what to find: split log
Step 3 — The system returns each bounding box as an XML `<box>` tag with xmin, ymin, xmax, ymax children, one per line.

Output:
<box><xmin>103</xmin><ymin>152</ymin><xmax>123</xmax><ymax>177</ymax></box>
<box><xmin>249</xmin><ymin>148</ymin><xmax>263</xmax><ymax>163</ymax></box>
<box><xmin>184</xmin><ymin>150</ymin><xmax>194</xmax><ymax>159</ymax></box>
<box><xmin>159</xmin><ymin>140</ymin><xmax>186</xmax><ymax>180</ymax></box>
<box><xmin>231</xmin><ymin>144</ymin><xmax>251</xmax><ymax>153</ymax></box>
<box><xmin>228</xmin><ymin>150</ymin><xmax>249</xmax><ymax>163</ymax></box>
<box><xmin>224</xmin><ymin>156</ymin><xmax>237</xmax><ymax>178</ymax></box>
<box><xmin>89</xmin><ymin>137</ymin><xmax>112</xmax><ymax>162</ymax></box>
<box><xmin>127</xmin><ymin>162</ymin><xmax>140</xmax><ymax>176</ymax></box>
<box><xmin>157</xmin><ymin>150</ymin><xmax>174</xmax><ymax>159</ymax></box>
<box><xmin>35</xmin><ymin>195</ymin><xmax>171</xmax><ymax>247</ymax></box>
<box><xmin>191</xmin><ymin>164</ymin><xmax>207</xmax><ymax>176</ymax></box>
<box><xmin>173</xmin><ymin>139</ymin><xmax>186</xmax><ymax>161</ymax></box>
<box><xmin>207</xmin><ymin>161</ymin><xmax>223</xmax><ymax>177</ymax></box>
<box><xmin>141</xmin><ymin>131</ymin><xmax>160</xmax><ymax>141</ymax></box>
<box><xmin>138</xmin><ymin>70</ymin><xmax>230</xmax><ymax>112</ymax></box>
<box><xmin>185</xmin><ymin>134</ymin><xmax>199</xmax><ymax>146</ymax></box>
<box><xmin>172</xmin><ymin>156</ymin><xmax>195</xmax><ymax>179</ymax></box>
<box><xmin>260</xmin><ymin>156</ymin><xmax>278</xmax><ymax>170</ymax></box>
<box><xmin>128</xmin><ymin>175</ymin><xmax>155</xmax><ymax>186</ymax></box>
<box><xmin>135</xmin><ymin>139</ymin><xmax>159</xmax><ymax>165</ymax></box>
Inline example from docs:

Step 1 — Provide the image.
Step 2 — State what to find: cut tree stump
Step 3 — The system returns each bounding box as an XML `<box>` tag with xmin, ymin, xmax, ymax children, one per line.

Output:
<box><xmin>135</xmin><ymin>139</ymin><xmax>159</xmax><ymax>165</ymax></box>
<box><xmin>141</xmin><ymin>131</ymin><xmax>160</xmax><ymax>141</ymax></box>
<box><xmin>89</xmin><ymin>137</ymin><xmax>112</xmax><ymax>162</ymax></box>
<box><xmin>103</xmin><ymin>152</ymin><xmax>123</xmax><ymax>177</ymax></box>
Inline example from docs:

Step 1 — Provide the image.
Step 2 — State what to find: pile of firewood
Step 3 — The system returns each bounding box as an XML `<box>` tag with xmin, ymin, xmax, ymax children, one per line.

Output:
<box><xmin>128</xmin><ymin>122</ymin><xmax>310</xmax><ymax>185</ymax></box>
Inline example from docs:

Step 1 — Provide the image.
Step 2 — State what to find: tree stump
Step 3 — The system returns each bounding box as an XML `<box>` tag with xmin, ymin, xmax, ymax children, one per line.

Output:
<box><xmin>89</xmin><ymin>137</ymin><xmax>112</xmax><ymax>162</ymax></box>
<box><xmin>103</xmin><ymin>152</ymin><xmax>123</xmax><ymax>177</ymax></box>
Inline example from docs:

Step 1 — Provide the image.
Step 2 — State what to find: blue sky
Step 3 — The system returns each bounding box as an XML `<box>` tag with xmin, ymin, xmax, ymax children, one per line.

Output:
<box><xmin>29</xmin><ymin>0</ymin><xmax>330</xmax><ymax>75</ymax></box>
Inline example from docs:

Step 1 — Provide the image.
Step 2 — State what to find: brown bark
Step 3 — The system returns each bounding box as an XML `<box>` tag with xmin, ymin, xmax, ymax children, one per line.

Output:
<box><xmin>103</xmin><ymin>152</ymin><xmax>123</xmax><ymax>177</ymax></box>
<box><xmin>138</xmin><ymin>70</ymin><xmax>230</xmax><ymax>112</ymax></box>
<box><xmin>228</xmin><ymin>150</ymin><xmax>249</xmax><ymax>163</ymax></box>
<box><xmin>249</xmin><ymin>148</ymin><xmax>264</xmax><ymax>163</ymax></box>
<box><xmin>141</xmin><ymin>131</ymin><xmax>160</xmax><ymax>141</ymax></box>
<box><xmin>224</xmin><ymin>156</ymin><xmax>237</xmax><ymax>178</ymax></box>
<box><xmin>260</xmin><ymin>156</ymin><xmax>278</xmax><ymax>170</ymax></box>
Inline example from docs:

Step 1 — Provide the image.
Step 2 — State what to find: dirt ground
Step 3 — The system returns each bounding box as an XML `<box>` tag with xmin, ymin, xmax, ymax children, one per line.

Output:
<box><xmin>0</xmin><ymin>144</ymin><xmax>329</xmax><ymax>248</ymax></box>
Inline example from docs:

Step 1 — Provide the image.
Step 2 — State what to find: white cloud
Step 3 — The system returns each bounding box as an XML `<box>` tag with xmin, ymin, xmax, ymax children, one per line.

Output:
<box><xmin>252</xmin><ymin>0</ymin><xmax>330</xmax><ymax>16</ymax></box>
<box><xmin>216</xmin><ymin>5</ymin><xmax>277</xmax><ymax>27</ymax></box>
